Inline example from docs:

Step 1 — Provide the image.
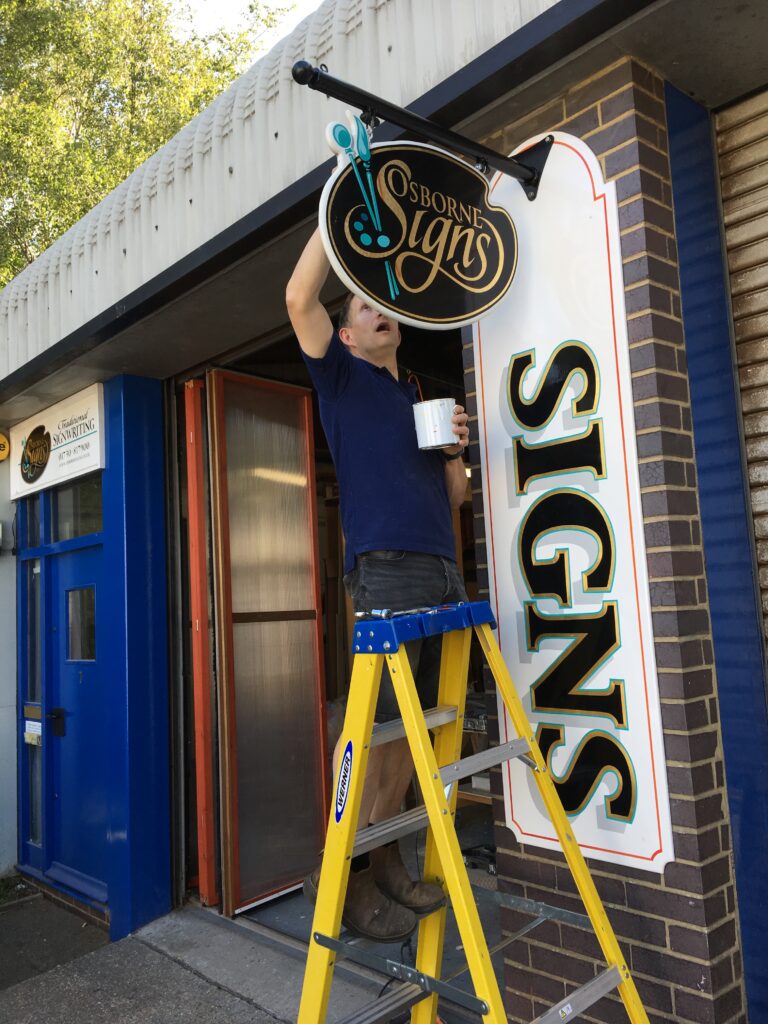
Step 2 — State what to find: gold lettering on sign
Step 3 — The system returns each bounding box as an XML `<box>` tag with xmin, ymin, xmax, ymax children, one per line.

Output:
<box><xmin>25</xmin><ymin>436</ymin><xmax>49</xmax><ymax>467</ymax></box>
<box><xmin>341</xmin><ymin>158</ymin><xmax>507</xmax><ymax>295</ymax></box>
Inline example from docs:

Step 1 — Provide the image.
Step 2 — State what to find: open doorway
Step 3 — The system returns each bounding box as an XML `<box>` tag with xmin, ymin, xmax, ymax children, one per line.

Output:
<box><xmin>179</xmin><ymin>317</ymin><xmax>500</xmax><ymax>976</ymax></box>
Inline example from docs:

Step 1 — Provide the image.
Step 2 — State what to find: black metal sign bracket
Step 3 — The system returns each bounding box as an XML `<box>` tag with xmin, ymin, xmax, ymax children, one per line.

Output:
<box><xmin>292</xmin><ymin>61</ymin><xmax>552</xmax><ymax>201</ymax></box>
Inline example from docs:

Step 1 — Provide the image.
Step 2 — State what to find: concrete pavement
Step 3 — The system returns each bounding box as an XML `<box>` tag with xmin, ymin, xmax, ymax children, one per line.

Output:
<box><xmin>0</xmin><ymin>892</ymin><xmax>108</xmax><ymax>990</ymax></box>
<box><xmin>0</xmin><ymin>902</ymin><xmax>386</xmax><ymax>1024</ymax></box>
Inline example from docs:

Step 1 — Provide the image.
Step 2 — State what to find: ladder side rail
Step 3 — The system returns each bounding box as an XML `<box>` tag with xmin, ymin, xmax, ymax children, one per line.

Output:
<box><xmin>297</xmin><ymin>654</ymin><xmax>385</xmax><ymax>1024</ymax></box>
<box><xmin>474</xmin><ymin>623</ymin><xmax>650</xmax><ymax>1024</ymax></box>
<box><xmin>386</xmin><ymin>643</ymin><xmax>507</xmax><ymax>1023</ymax></box>
<box><xmin>412</xmin><ymin>626</ymin><xmax>474</xmax><ymax>1024</ymax></box>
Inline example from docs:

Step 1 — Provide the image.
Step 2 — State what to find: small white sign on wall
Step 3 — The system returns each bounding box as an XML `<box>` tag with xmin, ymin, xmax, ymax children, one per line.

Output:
<box><xmin>10</xmin><ymin>384</ymin><xmax>105</xmax><ymax>499</ymax></box>
<box><xmin>473</xmin><ymin>133</ymin><xmax>673</xmax><ymax>871</ymax></box>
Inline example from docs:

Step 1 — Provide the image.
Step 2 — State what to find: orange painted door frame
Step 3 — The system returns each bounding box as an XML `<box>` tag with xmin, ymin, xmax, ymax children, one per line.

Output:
<box><xmin>183</xmin><ymin>380</ymin><xmax>218</xmax><ymax>907</ymax></box>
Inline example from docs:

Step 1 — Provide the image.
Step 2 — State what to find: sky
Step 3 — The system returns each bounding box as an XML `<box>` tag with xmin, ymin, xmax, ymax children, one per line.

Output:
<box><xmin>184</xmin><ymin>0</ymin><xmax>323</xmax><ymax>49</ymax></box>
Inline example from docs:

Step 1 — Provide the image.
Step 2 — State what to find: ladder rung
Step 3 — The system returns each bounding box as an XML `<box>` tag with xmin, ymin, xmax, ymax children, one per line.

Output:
<box><xmin>498</xmin><ymin>891</ymin><xmax>591</xmax><ymax>930</ymax></box>
<box><xmin>335</xmin><ymin>982</ymin><xmax>426</xmax><ymax>1024</ymax></box>
<box><xmin>531</xmin><ymin>966</ymin><xmax>622</xmax><ymax>1024</ymax></box>
<box><xmin>445</xmin><ymin>914</ymin><xmax>549</xmax><ymax>985</ymax></box>
<box><xmin>352</xmin><ymin>806</ymin><xmax>429</xmax><ymax>856</ymax></box>
<box><xmin>313</xmin><ymin>932</ymin><xmax>489</xmax><ymax>1015</ymax></box>
<box><xmin>370</xmin><ymin>705</ymin><xmax>458</xmax><ymax>748</ymax></box>
<box><xmin>351</xmin><ymin>739</ymin><xmax>530</xmax><ymax>856</ymax></box>
<box><xmin>439</xmin><ymin>738</ymin><xmax>530</xmax><ymax>785</ymax></box>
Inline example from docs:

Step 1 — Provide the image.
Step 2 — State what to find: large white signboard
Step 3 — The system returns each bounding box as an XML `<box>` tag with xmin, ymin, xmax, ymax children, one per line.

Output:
<box><xmin>10</xmin><ymin>384</ymin><xmax>105</xmax><ymax>499</ymax></box>
<box><xmin>474</xmin><ymin>133</ymin><xmax>673</xmax><ymax>871</ymax></box>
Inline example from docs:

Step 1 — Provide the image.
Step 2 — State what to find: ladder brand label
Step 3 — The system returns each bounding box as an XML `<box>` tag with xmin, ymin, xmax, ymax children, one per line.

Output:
<box><xmin>319</xmin><ymin>121</ymin><xmax>517</xmax><ymax>330</ymax></box>
<box><xmin>335</xmin><ymin>740</ymin><xmax>354</xmax><ymax>823</ymax></box>
<box><xmin>474</xmin><ymin>133</ymin><xmax>673</xmax><ymax>871</ymax></box>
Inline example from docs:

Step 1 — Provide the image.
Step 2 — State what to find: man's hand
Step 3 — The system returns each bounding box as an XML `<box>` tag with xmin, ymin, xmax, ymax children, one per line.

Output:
<box><xmin>444</xmin><ymin>406</ymin><xmax>469</xmax><ymax>456</ymax></box>
<box><xmin>286</xmin><ymin>227</ymin><xmax>335</xmax><ymax>358</ymax></box>
<box><xmin>444</xmin><ymin>405</ymin><xmax>470</xmax><ymax>508</ymax></box>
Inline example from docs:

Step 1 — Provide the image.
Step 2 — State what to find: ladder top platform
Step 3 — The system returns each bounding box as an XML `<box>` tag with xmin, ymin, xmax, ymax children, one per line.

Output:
<box><xmin>352</xmin><ymin>601</ymin><xmax>497</xmax><ymax>653</ymax></box>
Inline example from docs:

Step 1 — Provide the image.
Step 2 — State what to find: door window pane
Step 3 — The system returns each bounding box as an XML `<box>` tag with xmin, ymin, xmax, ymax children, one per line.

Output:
<box><xmin>233</xmin><ymin>619</ymin><xmax>325</xmax><ymax>899</ymax></box>
<box><xmin>28</xmin><ymin>745</ymin><xmax>42</xmax><ymax>845</ymax></box>
<box><xmin>52</xmin><ymin>474</ymin><xmax>102</xmax><ymax>541</ymax></box>
<box><xmin>223</xmin><ymin>380</ymin><xmax>314</xmax><ymax>614</ymax></box>
<box><xmin>26</xmin><ymin>495</ymin><xmax>41</xmax><ymax>548</ymax></box>
<box><xmin>67</xmin><ymin>587</ymin><xmax>96</xmax><ymax>661</ymax></box>
<box><xmin>26</xmin><ymin>561</ymin><xmax>42</xmax><ymax>701</ymax></box>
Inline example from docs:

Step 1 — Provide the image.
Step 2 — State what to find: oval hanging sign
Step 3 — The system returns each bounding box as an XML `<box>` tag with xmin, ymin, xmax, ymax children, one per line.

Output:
<box><xmin>319</xmin><ymin>123</ymin><xmax>518</xmax><ymax>330</ymax></box>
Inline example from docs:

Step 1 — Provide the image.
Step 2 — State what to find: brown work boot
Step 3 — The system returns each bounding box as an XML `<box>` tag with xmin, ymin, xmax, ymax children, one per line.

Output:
<box><xmin>370</xmin><ymin>843</ymin><xmax>446</xmax><ymax>914</ymax></box>
<box><xmin>303</xmin><ymin>865</ymin><xmax>417</xmax><ymax>942</ymax></box>
<box><xmin>303</xmin><ymin>865</ymin><xmax>322</xmax><ymax>904</ymax></box>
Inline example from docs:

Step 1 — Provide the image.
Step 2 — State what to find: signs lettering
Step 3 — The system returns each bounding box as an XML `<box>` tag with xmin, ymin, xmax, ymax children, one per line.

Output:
<box><xmin>319</xmin><ymin>116</ymin><xmax>517</xmax><ymax>329</ymax></box>
<box><xmin>474</xmin><ymin>133</ymin><xmax>673</xmax><ymax>871</ymax></box>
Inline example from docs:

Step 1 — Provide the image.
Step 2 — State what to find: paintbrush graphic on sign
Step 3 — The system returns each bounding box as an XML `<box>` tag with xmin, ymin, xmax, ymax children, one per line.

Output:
<box><xmin>353</xmin><ymin>115</ymin><xmax>399</xmax><ymax>300</ymax></box>
<box><xmin>325</xmin><ymin>113</ymin><xmax>398</xmax><ymax>300</ymax></box>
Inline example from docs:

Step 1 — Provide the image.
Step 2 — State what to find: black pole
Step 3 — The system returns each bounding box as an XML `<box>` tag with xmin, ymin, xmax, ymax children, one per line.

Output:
<box><xmin>292</xmin><ymin>60</ymin><xmax>552</xmax><ymax>200</ymax></box>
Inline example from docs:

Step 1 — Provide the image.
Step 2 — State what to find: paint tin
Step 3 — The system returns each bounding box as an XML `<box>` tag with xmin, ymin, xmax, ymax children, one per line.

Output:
<box><xmin>413</xmin><ymin>398</ymin><xmax>456</xmax><ymax>450</ymax></box>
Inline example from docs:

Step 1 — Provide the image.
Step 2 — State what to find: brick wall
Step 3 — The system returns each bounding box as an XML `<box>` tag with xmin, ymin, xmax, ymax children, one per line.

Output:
<box><xmin>461</xmin><ymin>59</ymin><xmax>747</xmax><ymax>1023</ymax></box>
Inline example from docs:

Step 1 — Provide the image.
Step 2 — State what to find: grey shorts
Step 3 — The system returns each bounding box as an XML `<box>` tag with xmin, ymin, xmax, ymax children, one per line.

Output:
<box><xmin>343</xmin><ymin>550</ymin><xmax>468</xmax><ymax>722</ymax></box>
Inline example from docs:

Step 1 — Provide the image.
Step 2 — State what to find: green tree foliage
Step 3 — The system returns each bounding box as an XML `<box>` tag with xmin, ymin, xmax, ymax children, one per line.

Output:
<box><xmin>0</xmin><ymin>0</ymin><xmax>286</xmax><ymax>287</ymax></box>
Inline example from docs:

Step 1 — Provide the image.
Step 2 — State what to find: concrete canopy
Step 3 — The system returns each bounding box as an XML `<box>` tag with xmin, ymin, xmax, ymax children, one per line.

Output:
<box><xmin>1</xmin><ymin>0</ymin><xmax>766</xmax><ymax>423</ymax></box>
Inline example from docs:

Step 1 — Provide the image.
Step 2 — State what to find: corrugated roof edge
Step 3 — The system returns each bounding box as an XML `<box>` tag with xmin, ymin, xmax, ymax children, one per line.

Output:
<box><xmin>0</xmin><ymin>0</ymin><xmax>654</xmax><ymax>405</ymax></box>
<box><xmin>0</xmin><ymin>0</ymin><xmax>546</xmax><ymax>379</ymax></box>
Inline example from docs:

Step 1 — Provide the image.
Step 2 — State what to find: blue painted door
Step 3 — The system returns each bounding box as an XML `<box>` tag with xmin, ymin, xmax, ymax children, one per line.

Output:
<box><xmin>46</xmin><ymin>544</ymin><xmax>109</xmax><ymax>903</ymax></box>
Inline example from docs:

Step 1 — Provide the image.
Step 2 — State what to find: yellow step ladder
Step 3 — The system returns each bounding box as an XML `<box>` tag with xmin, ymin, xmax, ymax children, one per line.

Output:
<box><xmin>298</xmin><ymin>601</ymin><xmax>650</xmax><ymax>1024</ymax></box>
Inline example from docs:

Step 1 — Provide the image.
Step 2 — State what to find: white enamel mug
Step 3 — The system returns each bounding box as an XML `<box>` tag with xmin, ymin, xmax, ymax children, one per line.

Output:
<box><xmin>413</xmin><ymin>398</ymin><xmax>457</xmax><ymax>450</ymax></box>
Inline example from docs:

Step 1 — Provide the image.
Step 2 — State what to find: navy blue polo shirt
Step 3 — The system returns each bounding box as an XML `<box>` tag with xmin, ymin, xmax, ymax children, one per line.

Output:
<box><xmin>302</xmin><ymin>332</ymin><xmax>456</xmax><ymax>574</ymax></box>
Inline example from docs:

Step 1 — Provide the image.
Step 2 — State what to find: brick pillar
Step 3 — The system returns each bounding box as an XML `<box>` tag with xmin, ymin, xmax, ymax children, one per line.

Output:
<box><xmin>461</xmin><ymin>58</ymin><xmax>746</xmax><ymax>1023</ymax></box>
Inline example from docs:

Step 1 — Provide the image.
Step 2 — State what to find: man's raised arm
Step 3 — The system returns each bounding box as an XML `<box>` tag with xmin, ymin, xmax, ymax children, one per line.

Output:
<box><xmin>285</xmin><ymin>227</ymin><xmax>335</xmax><ymax>359</ymax></box>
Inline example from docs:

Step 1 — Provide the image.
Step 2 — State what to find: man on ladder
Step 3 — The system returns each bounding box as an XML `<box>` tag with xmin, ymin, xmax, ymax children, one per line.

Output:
<box><xmin>287</xmin><ymin>220</ymin><xmax>652</xmax><ymax>1024</ymax></box>
<box><xmin>286</xmin><ymin>227</ymin><xmax>471</xmax><ymax>944</ymax></box>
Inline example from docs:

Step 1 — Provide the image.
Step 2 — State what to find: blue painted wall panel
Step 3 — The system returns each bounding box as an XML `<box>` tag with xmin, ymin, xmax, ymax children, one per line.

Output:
<box><xmin>102</xmin><ymin>376</ymin><xmax>170</xmax><ymax>939</ymax></box>
<box><xmin>666</xmin><ymin>83</ymin><xmax>768</xmax><ymax>1020</ymax></box>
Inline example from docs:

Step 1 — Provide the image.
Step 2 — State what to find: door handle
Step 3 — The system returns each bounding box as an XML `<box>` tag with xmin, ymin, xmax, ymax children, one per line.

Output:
<box><xmin>46</xmin><ymin>708</ymin><xmax>66</xmax><ymax>737</ymax></box>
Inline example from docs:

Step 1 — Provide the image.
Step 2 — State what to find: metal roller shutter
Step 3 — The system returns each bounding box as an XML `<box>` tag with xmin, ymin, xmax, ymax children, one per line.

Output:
<box><xmin>716</xmin><ymin>90</ymin><xmax>768</xmax><ymax>637</ymax></box>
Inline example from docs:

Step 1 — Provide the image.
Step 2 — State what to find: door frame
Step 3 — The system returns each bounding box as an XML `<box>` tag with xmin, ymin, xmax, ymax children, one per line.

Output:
<box><xmin>183</xmin><ymin>380</ymin><xmax>218</xmax><ymax>907</ymax></box>
<box><xmin>17</xmin><ymin>493</ymin><xmax>48</xmax><ymax>875</ymax></box>
<box><xmin>203</xmin><ymin>368</ymin><xmax>328</xmax><ymax>915</ymax></box>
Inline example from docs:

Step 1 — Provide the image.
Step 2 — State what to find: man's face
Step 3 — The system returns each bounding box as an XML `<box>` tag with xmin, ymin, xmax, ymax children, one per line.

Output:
<box><xmin>339</xmin><ymin>296</ymin><xmax>401</xmax><ymax>364</ymax></box>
